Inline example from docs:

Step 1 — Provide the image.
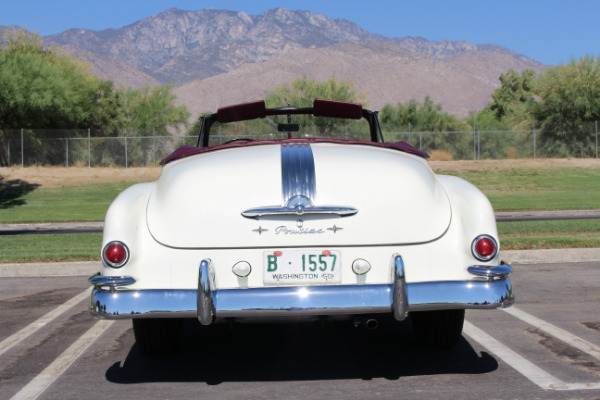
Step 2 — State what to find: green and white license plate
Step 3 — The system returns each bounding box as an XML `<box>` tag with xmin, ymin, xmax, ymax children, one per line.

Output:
<box><xmin>263</xmin><ymin>249</ymin><xmax>341</xmax><ymax>284</ymax></box>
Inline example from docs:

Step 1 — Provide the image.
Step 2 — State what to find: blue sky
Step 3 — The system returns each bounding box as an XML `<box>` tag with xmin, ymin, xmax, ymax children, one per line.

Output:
<box><xmin>3</xmin><ymin>0</ymin><xmax>599</xmax><ymax>66</ymax></box>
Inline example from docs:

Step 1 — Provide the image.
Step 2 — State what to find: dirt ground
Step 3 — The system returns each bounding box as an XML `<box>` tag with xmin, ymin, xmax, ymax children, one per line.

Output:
<box><xmin>1</xmin><ymin>159</ymin><xmax>599</xmax><ymax>187</ymax></box>
<box><xmin>428</xmin><ymin>158</ymin><xmax>600</xmax><ymax>172</ymax></box>
<box><xmin>0</xmin><ymin>166</ymin><xmax>161</xmax><ymax>187</ymax></box>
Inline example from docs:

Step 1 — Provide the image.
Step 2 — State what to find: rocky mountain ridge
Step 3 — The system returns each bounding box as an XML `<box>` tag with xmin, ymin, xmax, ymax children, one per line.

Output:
<box><xmin>173</xmin><ymin>40</ymin><xmax>543</xmax><ymax>118</ymax></box>
<box><xmin>44</xmin><ymin>8</ymin><xmax>388</xmax><ymax>84</ymax></box>
<box><xmin>2</xmin><ymin>8</ymin><xmax>547</xmax><ymax>118</ymax></box>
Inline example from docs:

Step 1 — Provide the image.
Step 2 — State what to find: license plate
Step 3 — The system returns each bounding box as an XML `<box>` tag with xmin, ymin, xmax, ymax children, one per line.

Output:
<box><xmin>263</xmin><ymin>250</ymin><xmax>341</xmax><ymax>284</ymax></box>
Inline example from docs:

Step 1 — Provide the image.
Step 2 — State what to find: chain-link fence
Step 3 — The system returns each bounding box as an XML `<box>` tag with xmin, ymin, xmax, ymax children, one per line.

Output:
<box><xmin>1</xmin><ymin>126</ymin><xmax>598</xmax><ymax>167</ymax></box>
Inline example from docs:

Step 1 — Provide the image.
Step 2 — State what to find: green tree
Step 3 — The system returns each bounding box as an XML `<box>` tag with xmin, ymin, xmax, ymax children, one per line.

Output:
<box><xmin>0</xmin><ymin>29</ymin><xmax>190</xmax><ymax>166</ymax></box>
<box><xmin>468</xmin><ymin>109</ymin><xmax>530</xmax><ymax>159</ymax></box>
<box><xmin>488</xmin><ymin>69</ymin><xmax>537</xmax><ymax>123</ymax></box>
<box><xmin>0</xmin><ymin>30</ymin><xmax>103</xmax><ymax>129</ymax></box>
<box><xmin>533</xmin><ymin>55</ymin><xmax>600</xmax><ymax>156</ymax></box>
<box><xmin>380</xmin><ymin>96</ymin><xmax>468</xmax><ymax>131</ymax></box>
<box><xmin>264</xmin><ymin>75</ymin><xmax>365</xmax><ymax>108</ymax></box>
<box><xmin>121</xmin><ymin>85</ymin><xmax>189</xmax><ymax>136</ymax></box>
<box><xmin>380</xmin><ymin>96</ymin><xmax>471</xmax><ymax>158</ymax></box>
<box><xmin>112</xmin><ymin>85</ymin><xmax>190</xmax><ymax>166</ymax></box>
<box><xmin>265</xmin><ymin>76</ymin><xmax>368</xmax><ymax>138</ymax></box>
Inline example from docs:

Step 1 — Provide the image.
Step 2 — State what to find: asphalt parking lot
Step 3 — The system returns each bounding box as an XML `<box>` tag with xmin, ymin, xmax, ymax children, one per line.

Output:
<box><xmin>1</xmin><ymin>259</ymin><xmax>600</xmax><ymax>400</ymax></box>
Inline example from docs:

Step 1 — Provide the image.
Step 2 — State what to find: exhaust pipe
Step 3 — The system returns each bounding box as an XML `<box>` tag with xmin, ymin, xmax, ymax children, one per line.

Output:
<box><xmin>354</xmin><ymin>317</ymin><xmax>379</xmax><ymax>330</ymax></box>
<box><xmin>365</xmin><ymin>318</ymin><xmax>379</xmax><ymax>330</ymax></box>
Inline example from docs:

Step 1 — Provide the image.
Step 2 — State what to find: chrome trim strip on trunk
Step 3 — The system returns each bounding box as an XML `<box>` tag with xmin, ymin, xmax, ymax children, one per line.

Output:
<box><xmin>241</xmin><ymin>143</ymin><xmax>358</xmax><ymax>218</ymax></box>
<box><xmin>281</xmin><ymin>143</ymin><xmax>316</xmax><ymax>203</ymax></box>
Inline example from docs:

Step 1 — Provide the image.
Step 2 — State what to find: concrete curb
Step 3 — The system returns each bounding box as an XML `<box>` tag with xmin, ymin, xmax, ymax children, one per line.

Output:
<box><xmin>0</xmin><ymin>261</ymin><xmax>99</xmax><ymax>277</ymax></box>
<box><xmin>501</xmin><ymin>248</ymin><xmax>600</xmax><ymax>265</ymax></box>
<box><xmin>1</xmin><ymin>248</ymin><xmax>599</xmax><ymax>278</ymax></box>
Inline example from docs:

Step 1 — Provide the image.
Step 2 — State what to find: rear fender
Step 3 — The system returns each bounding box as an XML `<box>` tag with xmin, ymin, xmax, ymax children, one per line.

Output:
<box><xmin>102</xmin><ymin>183</ymin><xmax>155</xmax><ymax>273</ymax></box>
<box><xmin>437</xmin><ymin>175</ymin><xmax>499</xmax><ymax>264</ymax></box>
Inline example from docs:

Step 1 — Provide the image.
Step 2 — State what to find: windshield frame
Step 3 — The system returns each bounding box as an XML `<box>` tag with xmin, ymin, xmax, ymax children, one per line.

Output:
<box><xmin>196</xmin><ymin>99</ymin><xmax>384</xmax><ymax>148</ymax></box>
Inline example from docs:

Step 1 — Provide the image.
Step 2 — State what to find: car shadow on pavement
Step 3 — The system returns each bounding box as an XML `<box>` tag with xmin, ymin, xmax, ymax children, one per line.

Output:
<box><xmin>0</xmin><ymin>176</ymin><xmax>40</xmax><ymax>208</ymax></box>
<box><xmin>105</xmin><ymin>316</ymin><xmax>498</xmax><ymax>385</ymax></box>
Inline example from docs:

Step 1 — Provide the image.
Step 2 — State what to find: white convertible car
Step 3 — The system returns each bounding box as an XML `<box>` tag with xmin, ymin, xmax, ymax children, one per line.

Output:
<box><xmin>89</xmin><ymin>99</ymin><xmax>514</xmax><ymax>355</ymax></box>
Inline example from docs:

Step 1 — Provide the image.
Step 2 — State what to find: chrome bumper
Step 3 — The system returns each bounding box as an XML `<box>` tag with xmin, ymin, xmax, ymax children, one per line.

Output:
<box><xmin>89</xmin><ymin>256</ymin><xmax>514</xmax><ymax>323</ymax></box>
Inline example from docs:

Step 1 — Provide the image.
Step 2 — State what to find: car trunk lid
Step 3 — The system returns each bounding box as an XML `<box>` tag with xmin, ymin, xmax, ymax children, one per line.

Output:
<box><xmin>146</xmin><ymin>142</ymin><xmax>451</xmax><ymax>248</ymax></box>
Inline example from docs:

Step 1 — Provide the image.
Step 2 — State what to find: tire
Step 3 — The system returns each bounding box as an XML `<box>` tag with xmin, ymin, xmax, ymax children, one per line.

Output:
<box><xmin>132</xmin><ymin>318</ymin><xmax>184</xmax><ymax>356</ymax></box>
<box><xmin>410</xmin><ymin>309</ymin><xmax>465</xmax><ymax>348</ymax></box>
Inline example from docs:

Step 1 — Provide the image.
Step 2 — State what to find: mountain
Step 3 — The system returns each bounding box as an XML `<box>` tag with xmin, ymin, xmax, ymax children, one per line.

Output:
<box><xmin>45</xmin><ymin>8</ymin><xmax>385</xmax><ymax>84</ymax></box>
<box><xmin>35</xmin><ymin>8</ymin><xmax>547</xmax><ymax>118</ymax></box>
<box><xmin>173</xmin><ymin>41</ymin><xmax>541</xmax><ymax>118</ymax></box>
<box><xmin>55</xmin><ymin>44</ymin><xmax>161</xmax><ymax>88</ymax></box>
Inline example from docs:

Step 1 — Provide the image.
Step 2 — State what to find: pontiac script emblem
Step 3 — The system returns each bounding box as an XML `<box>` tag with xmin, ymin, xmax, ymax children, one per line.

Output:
<box><xmin>274</xmin><ymin>226</ymin><xmax>325</xmax><ymax>235</ymax></box>
<box><xmin>252</xmin><ymin>223</ymin><xmax>344</xmax><ymax>235</ymax></box>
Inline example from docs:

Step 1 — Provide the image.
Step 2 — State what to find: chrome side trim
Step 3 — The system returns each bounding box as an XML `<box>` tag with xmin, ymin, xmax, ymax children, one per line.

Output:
<box><xmin>197</xmin><ymin>259</ymin><xmax>216</xmax><ymax>325</ymax></box>
<box><xmin>89</xmin><ymin>278</ymin><xmax>513</xmax><ymax>320</ymax></box>
<box><xmin>281</xmin><ymin>143</ymin><xmax>316</xmax><ymax>203</ymax></box>
<box><xmin>392</xmin><ymin>255</ymin><xmax>408</xmax><ymax>321</ymax></box>
<box><xmin>467</xmin><ymin>264</ymin><xmax>514</xmax><ymax>280</ymax></box>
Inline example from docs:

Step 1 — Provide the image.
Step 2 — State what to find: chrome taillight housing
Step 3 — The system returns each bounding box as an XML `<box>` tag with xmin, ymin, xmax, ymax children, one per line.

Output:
<box><xmin>471</xmin><ymin>235</ymin><xmax>498</xmax><ymax>261</ymax></box>
<box><xmin>102</xmin><ymin>241</ymin><xmax>129</xmax><ymax>268</ymax></box>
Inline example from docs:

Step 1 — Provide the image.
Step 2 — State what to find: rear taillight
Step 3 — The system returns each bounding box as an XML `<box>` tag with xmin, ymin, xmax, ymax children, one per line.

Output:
<box><xmin>471</xmin><ymin>235</ymin><xmax>498</xmax><ymax>261</ymax></box>
<box><xmin>102</xmin><ymin>241</ymin><xmax>129</xmax><ymax>268</ymax></box>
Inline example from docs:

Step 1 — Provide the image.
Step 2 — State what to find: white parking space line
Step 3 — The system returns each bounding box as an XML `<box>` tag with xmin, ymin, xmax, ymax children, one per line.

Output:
<box><xmin>464</xmin><ymin>321</ymin><xmax>600</xmax><ymax>391</ymax></box>
<box><xmin>502</xmin><ymin>306</ymin><xmax>600</xmax><ymax>361</ymax></box>
<box><xmin>0</xmin><ymin>288</ymin><xmax>90</xmax><ymax>357</ymax></box>
<box><xmin>10</xmin><ymin>319</ymin><xmax>114</xmax><ymax>400</ymax></box>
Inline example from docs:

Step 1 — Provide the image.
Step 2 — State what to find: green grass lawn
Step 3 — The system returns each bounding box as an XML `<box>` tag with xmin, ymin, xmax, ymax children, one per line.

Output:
<box><xmin>0</xmin><ymin>182</ymin><xmax>136</xmax><ymax>223</ymax></box>
<box><xmin>435</xmin><ymin>167</ymin><xmax>600</xmax><ymax>211</ymax></box>
<box><xmin>497</xmin><ymin>219</ymin><xmax>600</xmax><ymax>250</ymax></box>
<box><xmin>0</xmin><ymin>233</ymin><xmax>102</xmax><ymax>263</ymax></box>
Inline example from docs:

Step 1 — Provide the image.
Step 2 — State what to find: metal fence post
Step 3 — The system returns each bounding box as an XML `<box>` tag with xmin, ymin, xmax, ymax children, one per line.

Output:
<box><xmin>66</xmin><ymin>138</ymin><xmax>69</xmax><ymax>167</ymax></box>
<box><xmin>88</xmin><ymin>128</ymin><xmax>91</xmax><ymax>167</ymax></box>
<box><xmin>153</xmin><ymin>128</ymin><xmax>156</xmax><ymax>165</ymax></box>
<box><xmin>125</xmin><ymin>136</ymin><xmax>128</xmax><ymax>168</ymax></box>
<box><xmin>595</xmin><ymin>121</ymin><xmax>598</xmax><ymax>158</ymax></box>
<box><xmin>533</xmin><ymin>123</ymin><xmax>536</xmax><ymax>159</ymax></box>
<box><xmin>473</xmin><ymin>122</ymin><xmax>476</xmax><ymax>160</ymax></box>
<box><xmin>21</xmin><ymin>128</ymin><xmax>24</xmax><ymax>167</ymax></box>
<box><xmin>477</xmin><ymin>130</ymin><xmax>480</xmax><ymax>160</ymax></box>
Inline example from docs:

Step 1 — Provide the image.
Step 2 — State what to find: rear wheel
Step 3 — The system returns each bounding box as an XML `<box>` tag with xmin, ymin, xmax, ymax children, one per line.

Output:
<box><xmin>410</xmin><ymin>309</ymin><xmax>465</xmax><ymax>348</ymax></box>
<box><xmin>132</xmin><ymin>318</ymin><xmax>184</xmax><ymax>356</ymax></box>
